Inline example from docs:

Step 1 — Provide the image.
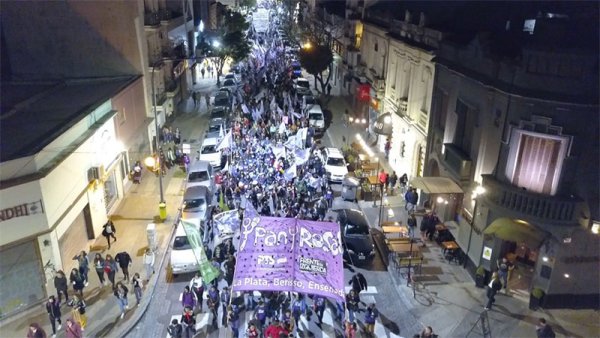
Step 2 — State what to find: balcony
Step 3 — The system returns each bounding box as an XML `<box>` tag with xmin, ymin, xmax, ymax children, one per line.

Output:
<box><xmin>482</xmin><ymin>174</ymin><xmax>583</xmax><ymax>225</ymax></box>
<box><xmin>442</xmin><ymin>143</ymin><xmax>472</xmax><ymax>181</ymax></box>
<box><xmin>398</xmin><ymin>98</ymin><xmax>408</xmax><ymax>115</ymax></box>
<box><xmin>144</xmin><ymin>12</ymin><xmax>160</xmax><ymax>27</ymax></box>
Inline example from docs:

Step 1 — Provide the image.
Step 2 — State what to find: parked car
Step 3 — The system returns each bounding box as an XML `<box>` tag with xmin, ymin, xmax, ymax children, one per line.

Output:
<box><xmin>221</xmin><ymin>79</ymin><xmax>238</xmax><ymax>93</ymax></box>
<box><xmin>210</xmin><ymin>106</ymin><xmax>230</xmax><ymax>125</ymax></box>
<box><xmin>181</xmin><ymin>185</ymin><xmax>213</xmax><ymax>223</ymax></box>
<box><xmin>337</xmin><ymin>209</ymin><xmax>376</xmax><ymax>265</ymax></box>
<box><xmin>224</xmin><ymin>73</ymin><xmax>238</xmax><ymax>85</ymax></box>
<box><xmin>170</xmin><ymin>219</ymin><xmax>205</xmax><ymax>276</ymax></box>
<box><xmin>294</xmin><ymin>77</ymin><xmax>310</xmax><ymax>90</ymax></box>
<box><xmin>307</xmin><ymin>104</ymin><xmax>325</xmax><ymax>135</ymax></box>
<box><xmin>302</xmin><ymin>94</ymin><xmax>317</xmax><ymax>111</ymax></box>
<box><xmin>295</xmin><ymin>86</ymin><xmax>312</xmax><ymax>102</ymax></box>
<box><xmin>214</xmin><ymin>90</ymin><xmax>231</xmax><ymax>108</ymax></box>
<box><xmin>321</xmin><ymin>147</ymin><xmax>348</xmax><ymax>182</ymax></box>
<box><xmin>199</xmin><ymin>136</ymin><xmax>223</xmax><ymax>169</ymax></box>
<box><xmin>186</xmin><ymin>160</ymin><xmax>215</xmax><ymax>193</ymax></box>
<box><xmin>206</xmin><ymin>118</ymin><xmax>228</xmax><ymax>136</ymax></box>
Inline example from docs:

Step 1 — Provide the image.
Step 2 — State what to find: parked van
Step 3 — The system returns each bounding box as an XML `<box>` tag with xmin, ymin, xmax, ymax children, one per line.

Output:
<box><xmin>170</xmin><ymin>219</ymin><xmax>204</xmax><ymax>276</ymax></box>
<box><xmin>186</xmin><ymin>160</ymin><xmax>215</xmax><ymax>193</ymax></box>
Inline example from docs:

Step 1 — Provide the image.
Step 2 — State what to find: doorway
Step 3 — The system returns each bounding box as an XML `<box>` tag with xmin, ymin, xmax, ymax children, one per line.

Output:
<box><xmin>499</xmin><ymin>240</ymin><xmax>536</xmax><ymax>292</ymax></box>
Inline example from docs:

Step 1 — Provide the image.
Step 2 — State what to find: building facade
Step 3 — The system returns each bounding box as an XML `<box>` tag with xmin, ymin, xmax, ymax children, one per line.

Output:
<box><xmin>427</xmin><ymin>11</ymin><xmax>599</xmax><ymax>308</ymax></box>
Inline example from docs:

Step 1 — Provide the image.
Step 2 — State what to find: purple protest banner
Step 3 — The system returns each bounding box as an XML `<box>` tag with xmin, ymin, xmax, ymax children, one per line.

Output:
<box><xmin>232</xmin><ymin>206</ymin><xmax>344</xmax><ymax>302</ymax></box>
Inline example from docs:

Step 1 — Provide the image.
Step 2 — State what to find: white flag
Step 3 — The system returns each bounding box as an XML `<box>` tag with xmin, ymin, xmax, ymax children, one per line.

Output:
<box><xmin>216</xmin><ymin>130</ymin><xmax>232</xmax><ymax>151</ymax></box>
<box><xmin>284</xmin><ymin>165</ymin><xmax>297</xmax><ymax>181</ymax></box>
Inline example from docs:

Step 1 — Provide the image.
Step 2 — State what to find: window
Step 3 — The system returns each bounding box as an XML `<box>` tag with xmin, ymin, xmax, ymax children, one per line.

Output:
<box><xmin>433</xmin><ymin>88</ymin><xmax>449</xmax><ymax>130</ymax></box>
<box><xmin>505</xmin><ymin>127</ymin><xmax>570</xmax><ymax>195</ymax></box>
<box><xmin>454</xmin><ymin>98</ymin><xmax>478</xmax><ymax>155</ymax></box>
<box><xmin>374</xmin><ymin>42</ymin><xmax>378</xmax><ymax>52</ymax></box>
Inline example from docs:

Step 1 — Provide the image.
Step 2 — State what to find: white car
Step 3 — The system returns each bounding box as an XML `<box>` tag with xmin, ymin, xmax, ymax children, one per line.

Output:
<box><xmin>307</xmin><ymin>104</ymin><xmax>325</xmax><ymax>134</ymax></box>
<box><xmin>322</xmin><ymin>147</ymin><xmax>348</xmax><ymax>183</ymax></box>
<box><xmin>170</xmin><ymin>219</ymin><xmax>204</xmax><ymax>276</ymax></box>
<box><xmin>294</xmin><ymin>77</ymin><xmax>310</xmax><ymax>90</ymax></box>
<box><xmin>221</xmin><ymin>78</ymin><xmax>238</xmax><ymax>94</ymax></box>
<box><xmin>199</xmin><ymin>137</ymin><xmax>223</xmax><ymax>169</ymax></box>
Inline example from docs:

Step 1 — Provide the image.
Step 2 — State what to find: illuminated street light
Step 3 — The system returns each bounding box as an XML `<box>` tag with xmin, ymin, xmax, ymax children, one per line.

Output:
<box><xmin>212</xmin><ymin>40</ymin><xmax>221</xmax><ymax>48</ymax></box>
<box><xmin>303</xmin><ymin>41</ymin><xmax>312</xmax><ymax>49</ymax></box>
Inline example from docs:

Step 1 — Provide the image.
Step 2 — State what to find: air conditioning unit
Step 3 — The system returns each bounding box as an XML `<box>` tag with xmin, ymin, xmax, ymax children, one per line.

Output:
<box><xmin>87</xmin><ymin>165</ymin><xmax>106</xmax><ymax>182</ymax></box>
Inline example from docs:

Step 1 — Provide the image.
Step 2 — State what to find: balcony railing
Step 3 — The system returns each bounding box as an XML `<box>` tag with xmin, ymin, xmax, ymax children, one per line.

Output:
<box><xmin>482</xmin><ymin>174</ymin><xmax>582</xmax><ymax>225</ymax></box>
<box><xmin>398</xmin><ymin>98</ymin><xmax>408</xmax><ymax>115</ymax></box>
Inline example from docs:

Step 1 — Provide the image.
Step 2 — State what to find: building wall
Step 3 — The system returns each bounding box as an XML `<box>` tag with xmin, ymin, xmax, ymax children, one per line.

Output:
<box><xmin>1</xmin><ymin>1</ymin><xmax>143</xmax><ymax>80</ymax></box>
<box><xmin>112</xmin><ymin>77</ymin><xmax>149</xmax><ymax>156</ymax></box>
<box><xmin>383</xmin><ymin>38</ymin><xmax>434</xmax><ymax>180</ymax></box>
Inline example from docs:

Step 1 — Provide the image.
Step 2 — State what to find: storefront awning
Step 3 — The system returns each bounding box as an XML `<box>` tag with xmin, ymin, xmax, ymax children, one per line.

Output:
<box><xmin>483</xmin><ymin>218</ymin><xmax>548</xmax><ymax>248</ymax></box>
<box><xmin>410</xmin><ymin>177</ymin><xmax>464</xmax><ymax>194</ymax></box>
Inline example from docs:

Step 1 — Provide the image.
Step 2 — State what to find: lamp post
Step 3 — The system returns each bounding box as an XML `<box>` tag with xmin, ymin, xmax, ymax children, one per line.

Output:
<box><xmin>464</xmin><ymin>185</ymin><xmax>486</xmax><ymax>268</ymax></box>
<box><xmin>150</xmin><ymin>66</ymin><xmax>166</xmax><ymax>219</ymax></box>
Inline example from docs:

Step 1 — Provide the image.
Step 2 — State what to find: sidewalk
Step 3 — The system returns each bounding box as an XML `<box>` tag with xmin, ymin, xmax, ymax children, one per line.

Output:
<box><xmin>0</xmin><ymin>84</ymin><xmax>221</xmax><ymax>337</ymax></box>
<box><xmin>324</xmin><ymin>95</ymin><xmax>600</xmax><ymax>338</ymax></box>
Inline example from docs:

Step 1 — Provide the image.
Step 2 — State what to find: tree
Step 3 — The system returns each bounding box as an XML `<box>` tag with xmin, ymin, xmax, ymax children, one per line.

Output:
<box><xmin>203</xmin><ymin>9</ymin><xmax>251</xmax><ymax>85</ymax></box>
<box><xmin>298</xmin><ymin>44</ymin><xmax>333</xmax><ymax>94</ymax></box>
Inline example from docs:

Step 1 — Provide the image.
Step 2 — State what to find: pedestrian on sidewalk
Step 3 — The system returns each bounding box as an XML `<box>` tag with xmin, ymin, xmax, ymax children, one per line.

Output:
<box><xmin>388</xmin><ymin>171</ymin><xmax>398</xmax><ymax>195</ymax></box>
<box><xmin>64</xmin><ymin>318</ymin><xmax>83</xmax><ymax>338</ymax></box>
<box><xmin>132</xmin><ymin>273</ymin><xmax>143</xmax><ymax>306</ymax></box>
<box><xmin>399</xmin><ymin>173</ymin><xmax>408</xmax><ymax>194</ymax></box>
<box><xmin>201</xmin><ymin>67</ymin><xmax>206</xmax><ymax>79</ymax></box>
<box><xmin>69</xmin><ymin>268</ymin><xmax>85</xmax><ymax>298</ymax></box>
<box><xmin>104</xmin><ymin>254</ymin><xmax>118</xmax><ymax>289</ymax></box>
<box><xmin>26</xmin><ymin>323</ymin><xmax>47</xmax><ymax>338</ymax></box>
<box><xmin>143</xmin><ymin>248</ymin><xmax>155</xmax><ymax>281</ymax></box>
<box><xmin>69</xmin><ymin>295</ymin><xmax>86</xmax><ymax>331</ymax></box>
<box><xmin>327</xmin><ymin>83</ymin><xmax>332</xmax><ymax>96</ymax></box>
<box><xmin>384</xmin><ymin>138</ymin><xmax>391</xmax><ymax>159</ymax></box>
<box><xmin>115</xmin><ymin>251</ymin><xmax>132</xmax><ymax>282</ymax></box>
<box><xmin>407</xmin><ymin>213</ymin><xmax>417</xmax><ymax>237</ymax></box>
<box><xmin>54</xmin><ymin>270</ymin><xmax>69</xmax><ymax>304</ymax></box>
<box><xmin>102</xmin><ymin>219</ymin><xmax>117</xmax><ymax>249</ymax></box>
<box><xmin>92</xmin><ymin>253</ymin><xmax>106</xmax><ymax>286</ymax></box>
<box><xmin>484</xmin><ymin>272</ymin><xmax>502</xmax><ymax>310</ymax></box>
<box><xmin>497</xmin><ymin>257</ymin><xmax>514</xmax><ymax>290</ymax></box>
<box><xmin>45</xmin><ymin>295</ymin><xmax>62</xmax><ymax>337</ymax></box>
<box><xmin>536</xmin><ymin>318</ymin><xmax>556</xmax><ymax>338</ymax></box>
<box><xmin>114</xmin><ymin>281</ymin><xmax>129</xmax><ymax>319</ymax></box>
<box><xmin>73</xmin><ymin>251</ymin><xmax>89</xmax><ymax>287</ymax></box>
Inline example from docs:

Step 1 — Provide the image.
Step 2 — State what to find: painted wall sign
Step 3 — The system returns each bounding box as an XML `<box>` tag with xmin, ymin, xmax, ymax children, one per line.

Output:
<box><xmin>482</xmin><ymin>246</ymin><xmax>492</xmax><ymax>260</ymax></box>
<box><xmin>0</xmin><ymin>200</ymin><xmax>44</xmax><ymax>222</ymax></box>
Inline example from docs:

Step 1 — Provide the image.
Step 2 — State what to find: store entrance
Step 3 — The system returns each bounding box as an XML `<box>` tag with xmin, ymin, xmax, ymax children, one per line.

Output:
<box><xmin>499</xmin><ymin>240</ymin><xmax>536</xmax><ymax>293</ymax></box>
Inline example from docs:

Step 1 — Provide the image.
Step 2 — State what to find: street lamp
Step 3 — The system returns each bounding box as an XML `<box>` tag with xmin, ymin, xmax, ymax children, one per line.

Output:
<box><xmin>150</xmin><ymin>65</ymin><xmax>166</xmax><ymax>220</ymax></box>
<box><xmin>464</xmin><ymin>185</ymin><xmax>486</xmax><ymax>268</ymax></box>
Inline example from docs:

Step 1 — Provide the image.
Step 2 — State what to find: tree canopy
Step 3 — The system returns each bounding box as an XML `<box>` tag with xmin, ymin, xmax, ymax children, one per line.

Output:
<box><xmin>298</xmin><ymin>44</ymin><xmax>333</xmax><ymax>93</ymax></box>
<box><xmin>200</xmin><ymin>9</ymin><xmax>251</xmax><ymax>84</ymax></box>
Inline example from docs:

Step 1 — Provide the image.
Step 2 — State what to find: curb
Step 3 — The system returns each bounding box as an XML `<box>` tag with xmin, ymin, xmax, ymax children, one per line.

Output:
<box><xmin>111</xmin><ymin>217</ymin><xmax>178</xmax><ymax>338</ymax></box>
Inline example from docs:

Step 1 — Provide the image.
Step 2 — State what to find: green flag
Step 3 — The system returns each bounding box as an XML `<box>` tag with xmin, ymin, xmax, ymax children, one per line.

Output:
<box><xmin>219</xmin><ymin>191</ymin><xmax>230</xmax><ymax>211</ymax></box>
<box><xmin>180</xmin><ymin>220</ymin><xmax>221</xmax><ymax>283</ymax></box>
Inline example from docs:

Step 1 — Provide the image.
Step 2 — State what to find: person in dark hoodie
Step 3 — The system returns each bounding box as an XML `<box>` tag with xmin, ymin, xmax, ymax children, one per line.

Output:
<box><xmin>349</xmin><ymin>272</ymin><xmax>368</xmax><ymax>294</ymax></box>
<box><xmin>115</xmin><ymin>251</ymin><xmax>132</xmax><ymax>282</ymax></box>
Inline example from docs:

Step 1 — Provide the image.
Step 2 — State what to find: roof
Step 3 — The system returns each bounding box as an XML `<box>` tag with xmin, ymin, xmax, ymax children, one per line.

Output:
<box><xmin>184</xmin><ymin>185</ymin><xmax>209</xmax><ymax>198</ymax></box>
<box><xmin>325</xmin><ymin>148</ymin><xmax>343</xmax><ymax>158</ymax></box>
<box><xmin>0</xmin><ymin>76</ymin><xmax>139</xmax><ymax>162</ymax></box>
<box><xmin>340</xmin><ymin>209</ymin><xmax>369</xmax><ymax>228</ymax></box>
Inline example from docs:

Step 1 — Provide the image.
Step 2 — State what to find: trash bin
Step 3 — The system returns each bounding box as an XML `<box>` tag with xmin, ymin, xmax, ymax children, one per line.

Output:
<box><xmin>159</xmin><ymin>202</ymin><xmax>167</xmax><ymax>221</ymax></box>
<box><xmin>341</xmin><ymin>175</ymin><xmax>360</xmax><ymax>201</ymax></box>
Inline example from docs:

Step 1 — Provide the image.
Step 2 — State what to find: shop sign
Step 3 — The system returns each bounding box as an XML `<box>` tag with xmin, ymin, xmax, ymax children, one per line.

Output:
<box><xmin>0</xmin><ymin>200</ymin><xmax>44</xmax><ymax>222</ymax></box>
<box><xmin>482</xmin><ymin>246</ymin><xmax>492</xmax><ymax>260</ymax></box>
<box><xmin>357</xmin><ymin>84</ymin><xmax>370</xmax><ymax>102</ymax></box>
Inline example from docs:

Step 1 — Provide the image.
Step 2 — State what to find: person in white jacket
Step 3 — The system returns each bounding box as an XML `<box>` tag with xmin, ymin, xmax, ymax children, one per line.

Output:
<box><xmin>189</xmin><ymin>273</ymin><xmax>205</xmax><ymax>312</ymax></box>
<box><xmin>143</xmin><ymin>249</ymin><xmax>155</xmax><ymax>281</ymax></box>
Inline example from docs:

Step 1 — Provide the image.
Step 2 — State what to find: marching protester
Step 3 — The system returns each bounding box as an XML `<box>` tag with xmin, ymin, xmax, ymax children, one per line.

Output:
<box><xmin>45</xmin><ymin>295</ymin><xmax>62</xmax><ymax>337</ymax></box>
<box><xmin>93</xmin><ymin>253</ymin><xmax>106</xmax><ymax>285</ymax></box>
<box><xmin>73</xmin><ymin>251</ymin><xmax>89</xmax><ymax>287</ymax></box>
<box><xmin>64</xmin><ymin>318</ymin><xmax>83</xmax><ymax>338</ymax></box>
<box><xmin>115</xmin><ymin>251</ymin><xmax>132</xmax><ymax>282</ymax></box>
<box><xmin>114</xmin><ymin>281</ymin><xmax>129</xmax><ymax>319</ymax></box>
<box><xmin>132</xmin><ymin>272</ymin><xmax>143</xmax><ymax>306</ymax></box>
<box><xmin>54</xmin><ymin>270</ymin><xmax>69</xmax><ymax>304</ymax></box>
<box><xmin>189</xmin><ymin>272</ymin><xmax>205</xmax><ymax>312</ymax></box>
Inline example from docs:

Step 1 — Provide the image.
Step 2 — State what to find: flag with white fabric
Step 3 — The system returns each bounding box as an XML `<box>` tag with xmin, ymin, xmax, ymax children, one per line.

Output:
<box><xmin>216</xmin><ymin>130</ymin><xmax>233</xmax><ymax>151</ymax></box>
<box><xmin>242</xmin><ymin>104</ymin><xmax>250</xmax><ymax>115</ymax></box>
<box><xmin>293</xmin><ymin>148</ymin><xmax>311</xmax><ymax>166</ymax></box>
<box><xmin>284</xmin><ymin>165</ymin><xmax>297</xmax><ymax>181</ymax></box>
